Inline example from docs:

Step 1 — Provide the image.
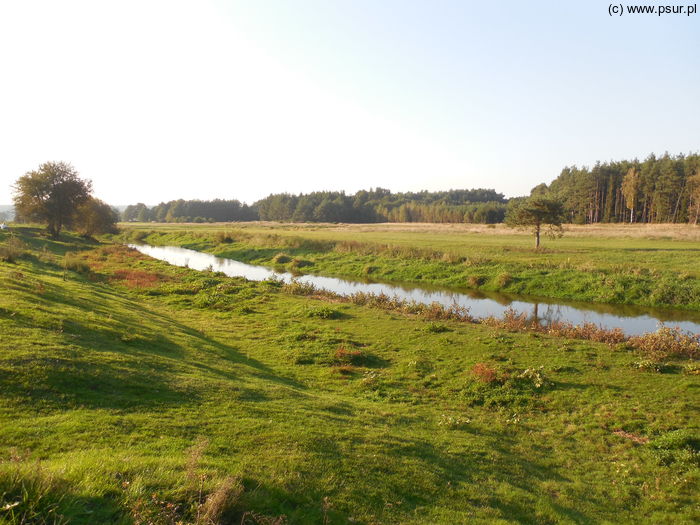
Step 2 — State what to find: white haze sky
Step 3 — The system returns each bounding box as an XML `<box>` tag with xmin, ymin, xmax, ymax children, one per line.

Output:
<box><xmin>0</xmin><ymin>1</ymin><xmax>698</xmax><ymax>205</ymax></box>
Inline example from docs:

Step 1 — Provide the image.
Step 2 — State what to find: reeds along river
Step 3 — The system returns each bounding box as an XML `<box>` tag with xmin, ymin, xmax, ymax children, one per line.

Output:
<box><xmin>129</xmin><ymin>244</ymin><xmax>700</xmax><ymax>337</ymax></box>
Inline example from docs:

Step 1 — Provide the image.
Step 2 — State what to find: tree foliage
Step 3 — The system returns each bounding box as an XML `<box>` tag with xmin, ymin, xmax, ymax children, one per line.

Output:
<box><xmin>545</xmin><ymin>152</ymin><xmax>700</xmax><ymax>224</ymax></box>
<box><xmin>506</xmin><ymin>197</ymin><xmax>565</xmax><ymax>248</ymax></box>
<box><xmin>13</xmin><ymin>162</ymin><xmax>92</xmax><ymax>238</ymax></box>
<box><xmin>75</xmin><ymin>198</ymin><xmax>119</xmax><ymax>237</ymax></box>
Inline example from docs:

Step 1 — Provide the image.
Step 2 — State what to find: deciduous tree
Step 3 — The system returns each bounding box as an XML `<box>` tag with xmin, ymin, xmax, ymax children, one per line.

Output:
<box><xmin>13</xmin><ymin>162</ymin><xmax>92</xmax><ymax>238</ymax></box>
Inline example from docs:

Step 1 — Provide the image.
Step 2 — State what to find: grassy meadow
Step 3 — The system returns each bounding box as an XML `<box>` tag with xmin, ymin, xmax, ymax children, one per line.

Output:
<box><xmin>118</xmin><ymin>222</ymin><xmax>700</xmax><ymax>311</ymax></box>
<box><xmin>0</xmin><ymin>225</ymin><xmax>699</xmax><ymax>524</ymax></box>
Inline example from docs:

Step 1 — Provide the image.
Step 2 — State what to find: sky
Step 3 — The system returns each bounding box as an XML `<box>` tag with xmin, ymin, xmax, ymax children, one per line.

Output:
<box><xmin>0</xmin><ymin>1</ymin><xmax>698</xmax><ymax>205</ymax></box>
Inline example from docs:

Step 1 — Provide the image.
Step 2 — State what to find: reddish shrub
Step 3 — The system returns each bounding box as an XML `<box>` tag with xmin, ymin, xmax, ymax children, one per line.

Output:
<box><xmin>471</xmin><ymin>363</ymin><xmax>498</xmax><ymax>383</ymax></box>
<box><xmin>334</xmin><ymin>346</ymin><xmax>365</xmax><ymax>366</ymax></box>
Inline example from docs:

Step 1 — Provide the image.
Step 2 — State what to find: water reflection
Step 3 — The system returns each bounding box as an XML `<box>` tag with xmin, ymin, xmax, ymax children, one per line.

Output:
<box><xmin>129</xmin><ymin>244</ymin><xmax>700</xmax><ymax>336</ymax></box>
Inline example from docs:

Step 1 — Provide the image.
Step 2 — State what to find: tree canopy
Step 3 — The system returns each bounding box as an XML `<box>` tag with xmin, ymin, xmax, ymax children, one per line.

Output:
<box><xmin>13</xmin><ymin>162</ymin><xmax>116</xmax><ymax>237</ymax></box>
<box><xmin>506</xmin><ymin>196</ymin><xmax>565</xmax><ymax>248</ymax></box>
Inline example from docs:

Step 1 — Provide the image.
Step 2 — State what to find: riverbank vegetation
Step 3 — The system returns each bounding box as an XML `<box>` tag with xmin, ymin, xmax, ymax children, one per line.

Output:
<box><xmin>1</xmin><ymin>226</ymin><xmax>698</xmax><ymax>523</ymax></box>
<box><xmin>117</xmin><ymin>222</ymin><xmax>700</xmax><ymax>311</ymax></box>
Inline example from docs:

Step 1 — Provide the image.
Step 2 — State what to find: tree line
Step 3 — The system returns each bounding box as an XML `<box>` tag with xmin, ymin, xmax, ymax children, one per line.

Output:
<box><xmin>541</xmin><ymin>152</ymin><xmax>700</xmax><ymax>224</ymax></box>
<box><xmin>122</xmin><ymin>199</ymin><xmax>256</xmax><ymax>223</ymax></box>
<box><xmin>10</xmin><ymin>153</ymin><xmax>700</xmax><ymax>240</ymax></box>
<box><xmin>125</xmin><ymin>188</ymin><xmax>507</xmax><ymax>224</ymax></box>
<box><xmin>119</xmin><ymin>152</ymin><xmax>700</xmax><ymax>225</ymax></box>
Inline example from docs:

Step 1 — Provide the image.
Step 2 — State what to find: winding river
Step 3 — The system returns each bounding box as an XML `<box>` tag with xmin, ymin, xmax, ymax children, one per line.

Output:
<box><xmin>130</xmin><ymin>244</ymin><xmax>700</xmax><ymax>336</ymax></box>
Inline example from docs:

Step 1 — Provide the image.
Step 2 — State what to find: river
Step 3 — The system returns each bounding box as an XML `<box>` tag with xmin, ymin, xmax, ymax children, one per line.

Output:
<box><xmin>129</xmin><ymin>244</ymin><xmax>700</xmax><ymax>336</ymax></box>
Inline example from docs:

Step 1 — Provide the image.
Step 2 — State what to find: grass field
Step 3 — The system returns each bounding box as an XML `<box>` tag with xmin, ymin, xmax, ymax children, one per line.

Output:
<box><xmin>117</xmin><ymin>222</ymin><xmax>700</xmax><ymax>311</ymax></box>
<box><xmin>0</xmin><ymin>225</ymin><xmax>698</xmax><ymax>524</ymax></box>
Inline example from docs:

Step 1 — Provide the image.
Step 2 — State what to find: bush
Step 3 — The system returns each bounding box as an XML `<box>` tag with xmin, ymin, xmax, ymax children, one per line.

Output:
<box><xmin>289</xmin><ymin>258</ymin><xmax>313</xmax><ymax>269</ymax></box>
<box><xmin>272</xmin><ymin>253</ymin><xmax>291</xmax><ymax>264</ymax></box>
<box><xmin>425</xmin><ymin>322</ymin><xmax>450</xmax><ymax>333</ymax></box>
<box><xmin>306</xmin><ymin>306</ymin><xmax>342</xmax><ymax>320</ymax></box>
<box><xmin>629</xmin><ymin>326</ymin><xmax>700</xmax><ymax>361</ymax></box>
<box><xmin>468</xmin><ymin>275</ymin><xmax>484</xmax><ymax>287</ymax></box>
<box><xmin>496</xmin><ymin>272</ymin><xmax>512</xmax><ymax>287</ymax></box>
<box><xmin>471</xmin><ymin>363</ymin><xmax>498</xmax><ymax>383</ymax></box>
<box><xmin>0</xmin><ymin>236</ymin><xmax>27</xmax><ymax>263</ymax></box>
<box><xmin>334</xmin><ymin>346</ymin><xmax>366</xmax><ymax>366</ymax></box>
<box><xmin>129</xmin><ymin>230</ymin><xmax>149</xmax><ymax>242</ymax></box>
<box><xmin>214</xmin><ymin>231</ymin><xmax>234</xmax><ymax>243</ymax></box>
<box><xmin>650</xmin><ymin>429</ymin><xmax>700</xmax><ymax>469</ymax></box>
<box><xmin>63</xmin><ymin>252</ymin><xmax>90</xmax><ymax>274</ymax></box>
<box><xmin>282</xmin><ymin>280</ymin><xmax>317</xmax><ymax>296</ymax></box>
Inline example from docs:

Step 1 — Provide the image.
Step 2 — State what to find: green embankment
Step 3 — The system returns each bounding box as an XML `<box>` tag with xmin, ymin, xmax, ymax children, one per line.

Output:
<box><xmin>0</xmin><ymin>226</ymin><xmax>698</xmax><ymax>524</ymax></box>
<box><xmin>124</xmin><ymin>225</ymin><xmax>700</xmax><ymax>311</ymax></box>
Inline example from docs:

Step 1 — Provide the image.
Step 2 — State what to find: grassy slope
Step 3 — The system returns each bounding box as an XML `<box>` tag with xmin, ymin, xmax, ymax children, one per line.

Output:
<box><xmin>0</xmin><ymin>227</ymin><xmax>699</xmax><ymax>524</ymax></box>
<box><xmin>120</xmin><ymin>223</ymin><xmax>700</xmax><ymax>311</ymax></box>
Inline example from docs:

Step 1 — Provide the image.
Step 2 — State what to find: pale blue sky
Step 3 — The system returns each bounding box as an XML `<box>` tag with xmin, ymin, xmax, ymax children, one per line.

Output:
<box><xmin>0</xmin><ymin>1</ymin><xmax>698</xmax><ymax>204</ymax></box>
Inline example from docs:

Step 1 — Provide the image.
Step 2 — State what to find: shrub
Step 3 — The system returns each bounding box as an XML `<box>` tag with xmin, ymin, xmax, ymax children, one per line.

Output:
<box><xmin>282</xmin><ymin>280</ymin><xmax>317</xmax><ymax>296</ymax></box>
<box><xmin>425</xmin><ymin>322</ymin><xmax>450</xmax><ymax>333</ymax></box>
<box><xmin>289</xmin><ymin>258</ymin><xmax>313</xmax><ymax>269</ymax></box>
<box><xmin>468</xmin><ymin>275</ymin><xmax>484</xmax><ymax>287</ymax></box>
<box><xmin>129</xmin><ymin>230</ymin><xmax>149</xmax><ymax>242</ymax></box>
<box><xmin>628</xmin><ymin>326</ymin><xmax>700</xmax><ymax>361</ymax></box>
<box><xmin>471</xmin><ymin>363</ymin><xmax>498</xmax><ymax>383</ymax></box>
<box><xmin>650</xmin><ymin>429</ymin><xmax>700</xmax><ymax>469</ymax></box>
<box><xmin>0</xmin><ymin>236</ymin><xmax>27</xmax><ymax>263</ymax></box>
<box><xmin>272</xmin><ymin>253</ymin><xmax>292</xmax><ymax>264</ymax></box>
<box><xmin>214</xmin><ymin>231</ymin><xmax>234</xmax><ymax>243</ymax></box>
<box><xmin>306</xmin><ymin>306</ymin><xmax>342</xmax><ymax>320</ymax></box>
<box><xmin>683</xmin><ymin>362</ymin><xmax>700</xmax><ymax>375</ymax></box>
<box><xmin>633</xmin><ymin>360</ymin><xmax>674</xmax><ymax>373</ymax></box>
<box><xmin>334</xmin><ymin>346</ymin><xmax>365</xmax><ymax>366</ymax></box>
<box><xmin>362</xmin><ymin>265</ymin><xmax>378</xmax><ymax>276</ymax></box>
<box><xmin>63</xmin><ymin>252</ymin><xmax>90</xmax><ymax>274</ymax></box>
<box><xmin>496</xmin><ymin>272</ymin><xmax>512</xmax><ymax>287</ymax></box>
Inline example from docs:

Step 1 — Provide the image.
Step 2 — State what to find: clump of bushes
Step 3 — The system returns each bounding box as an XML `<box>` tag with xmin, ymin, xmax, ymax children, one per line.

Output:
<box><xmin>628</xmin><ymin>326</ymin><xmax>700</xmax><ymax>361</ymax></box>
<box><xmin>482</xmin><ymin>308</ymin><xmax>626</xmax><ymax>345</ymax></box>
<box><xmin>632</xmin><ymin>360</ymin><xmax>675</xmax><ymax>373</ymax></box>
<box><xmin>461</xmin><ymin>363</ymin><xmax>552</xmax><ymax>408</ymax></box>
<box><xmin>282</xmin><ymin>280</ymin><xmax>317</xmax><ymax>296</ymax></box>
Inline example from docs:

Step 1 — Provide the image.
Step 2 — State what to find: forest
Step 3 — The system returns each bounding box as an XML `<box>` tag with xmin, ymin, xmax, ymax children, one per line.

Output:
<box><xmin>122</xmin><ymin>189</ymin><xmax>508</xmax><ymax>224</ymax></box>
<box><xmin>119</xmin><ymin>153</ymin><xmax>700</xmax><ymax>225</ymax></box>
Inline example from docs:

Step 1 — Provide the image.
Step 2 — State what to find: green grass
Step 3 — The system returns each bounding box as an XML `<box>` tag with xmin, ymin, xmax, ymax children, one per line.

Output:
<box><xmin>0</xmin><ymin>226</ymin><xmax>698</xmax><ymax>524</ymax></box>
<box><xmin>116</xmin><ymin>222</ymin><xmax>700</xmax><ymax>310</ymax></box>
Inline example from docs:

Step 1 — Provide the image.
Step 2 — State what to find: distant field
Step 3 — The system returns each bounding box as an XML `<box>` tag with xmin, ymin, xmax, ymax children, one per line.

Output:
<box><xmin>118</xmin><ymin>222</ymin><xmax>700</xmax><ymax>310</ymax></box>
<box><xmin>1</xmin><ymin>226</ymin><xmax>698</xmax><ymax>524</ymax></box>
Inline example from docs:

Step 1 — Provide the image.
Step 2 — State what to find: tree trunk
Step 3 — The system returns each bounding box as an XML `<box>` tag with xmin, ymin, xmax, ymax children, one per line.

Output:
<box><xmin>535</xmin><ymin>224</ymin><xmax>541</xmax><ymax>248</ymax></box>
